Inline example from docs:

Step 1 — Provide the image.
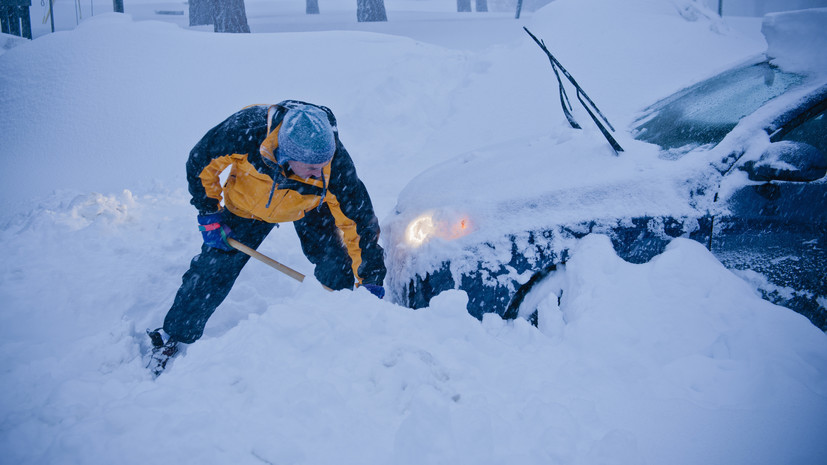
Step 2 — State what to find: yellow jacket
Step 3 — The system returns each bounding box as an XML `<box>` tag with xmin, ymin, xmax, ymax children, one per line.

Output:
<box><xmin>186</xmin><ymin>101</ymin><xmax>385</xmax><ymax>285</ymax></box>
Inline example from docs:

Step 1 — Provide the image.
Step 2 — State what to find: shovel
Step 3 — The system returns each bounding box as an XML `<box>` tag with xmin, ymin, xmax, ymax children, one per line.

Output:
<box><xmin>226</xmin><ymin>237</ymin><xmax>304</xmax><ymax>282</ymax></box>
<box><xmin>227</xmin><ymin>238</ymin><xmax>333</xmax><ymax>291</ymax></box>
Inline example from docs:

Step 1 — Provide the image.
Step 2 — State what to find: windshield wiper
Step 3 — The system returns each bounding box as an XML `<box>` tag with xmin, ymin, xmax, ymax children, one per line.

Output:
<box><xmin>524</xmin><ymin>27</ymin><xmax>624</xmax><ymax>155</ymax></box>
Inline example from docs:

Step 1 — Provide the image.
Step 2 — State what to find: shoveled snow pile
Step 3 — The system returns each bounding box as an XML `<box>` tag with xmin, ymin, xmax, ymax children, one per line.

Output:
<box><xmin>1</xmin><ymin>194</ymin><xmax>825</xmax><ymax>464</ymax></box>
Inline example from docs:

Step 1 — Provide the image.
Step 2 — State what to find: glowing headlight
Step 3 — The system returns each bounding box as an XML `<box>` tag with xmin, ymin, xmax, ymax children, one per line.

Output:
<box><xmin>405</xmin><ymin>214</ymin><xmax>435</xmax><ymax>247</ymax></box>
<box><xmin>404</xmin><ymin>212</ymin><xmax>473</xmax><ymax>247</ymax></box>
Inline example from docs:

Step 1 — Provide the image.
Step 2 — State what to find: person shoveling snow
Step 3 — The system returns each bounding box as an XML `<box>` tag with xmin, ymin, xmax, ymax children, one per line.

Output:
<box><xmin>147</xmin><ymin>100</ymin><xmax>386</xmax><ymax>376</ymax></box>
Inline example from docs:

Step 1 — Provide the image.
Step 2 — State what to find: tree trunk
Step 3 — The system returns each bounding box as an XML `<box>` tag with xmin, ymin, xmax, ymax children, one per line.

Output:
<box><xmin>357</xmin><ymin>0</ymin><xmax>387</xmax><ymax>22</ymax></box>
<box><xmin>189</xmin><ymin>0</ymin><xmax>214</xmax><ymax>26</ymax></box>
<box><xmin>457</xmin><ymin>0</ymin><xmax>471</xmax><ymax>13</ymax></box>
<box><xmin>214</xmin><ymin>0</ymin><xmax>250</xmax><ymax>33</ymax></box>
<box><xmin>306</xmin><ymin>0</ymin><xmax>320</xmax><ymax>14</ymax></box>
<box><xmin>475</xmin><ymin>0</ymin><xmax>488</xmax><ymax>12</ymax></box>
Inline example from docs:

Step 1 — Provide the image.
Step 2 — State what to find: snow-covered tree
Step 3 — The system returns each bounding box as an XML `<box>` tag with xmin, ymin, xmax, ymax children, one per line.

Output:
<box><xmin>307</xmin><ymin>0</ymin><xmax>320</xmax><ymax>15</ymax></box>
<box><xmin>457</xmin><ymin>0</ymin><xmax>488</xmax><ymax>12</ymax></box>
<box><xmin>357</xmin><ymin>0</ymin><xmax>387</xmax><ymax>22</ymax></box>
<box><xmin>188</xmin><ymin>0</ymin><xmax>250</xmax><ymax>33</ymax></box>
<box><xmin>214</xmin><ymin>0</ymin><xmax>250</xmax><ymax>33</ymax></box>
<box><xmin>189</xmin><ymin>0</ymin><xmax>213</xmax><ymax>26</ymax></box>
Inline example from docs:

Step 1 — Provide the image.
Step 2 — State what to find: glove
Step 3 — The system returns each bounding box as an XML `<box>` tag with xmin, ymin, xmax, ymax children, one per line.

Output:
<box><xmin>362</xmin><ymin>283</ymin><xmax>385</xmax><ymax>299</ymax></box>
<box><xmin>197</xmin><ymin>211</ymin><xmax>233</xmax><ymax>251</ymax></box>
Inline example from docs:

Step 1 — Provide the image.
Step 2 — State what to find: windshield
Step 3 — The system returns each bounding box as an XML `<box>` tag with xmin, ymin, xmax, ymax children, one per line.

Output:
<box><xmin>633</xmin><ymin>62</ymin><xmax>804</xmax><ymax>151</ymax></box>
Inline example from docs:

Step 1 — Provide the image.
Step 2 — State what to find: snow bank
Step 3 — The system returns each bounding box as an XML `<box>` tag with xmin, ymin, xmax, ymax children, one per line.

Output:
<box><xmin>0</xmin><ymin>13</ymin><xmax>473</xmax><ymax>219</ymax></box>
<box><xmin>1</xmin><ymin>191</ymin><xmax>825</xmax><ymax>464</ymax></box>
<box><xmin>0</xmin><ymin>32</ymin><xmax>28</xmax><ymax>55</ymax></box>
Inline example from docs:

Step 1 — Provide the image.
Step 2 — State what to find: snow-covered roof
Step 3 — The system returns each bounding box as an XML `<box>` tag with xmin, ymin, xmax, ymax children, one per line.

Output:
<box><xmin>762</xmin><ymin>8</ymin><xmax>827</xmax><ymax>76</ymax></box>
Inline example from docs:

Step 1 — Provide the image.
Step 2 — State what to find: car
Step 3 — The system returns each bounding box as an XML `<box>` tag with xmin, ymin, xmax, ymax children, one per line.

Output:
<box><xmin>382</xmin><ymin>11</ymin><xmax>827</xmax><ymax>330</ymax></box>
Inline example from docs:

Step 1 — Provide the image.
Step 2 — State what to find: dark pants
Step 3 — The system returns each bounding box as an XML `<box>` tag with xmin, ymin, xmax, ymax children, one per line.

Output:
<box><xmin>164</xmin><ymin>206</ymin><xmax>355</xmax><ymax>343</ymax></box>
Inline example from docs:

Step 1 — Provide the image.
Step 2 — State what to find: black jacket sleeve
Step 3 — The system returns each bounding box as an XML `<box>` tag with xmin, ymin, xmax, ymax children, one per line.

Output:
<box><xmin>327</xmin><ymin>140</ymin><xmax>387</xmax><ymax>286</ymax></box>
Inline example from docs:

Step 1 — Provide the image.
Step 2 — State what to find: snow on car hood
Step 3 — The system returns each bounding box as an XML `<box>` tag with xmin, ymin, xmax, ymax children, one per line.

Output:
<box><xmin>387</xmin><ymin>124</ymin><xmax>716</xmax><ymax>248</ymax></box>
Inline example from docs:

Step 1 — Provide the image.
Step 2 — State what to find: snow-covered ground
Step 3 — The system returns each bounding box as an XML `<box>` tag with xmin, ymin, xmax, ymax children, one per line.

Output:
<box><xmin>1</xmin><ymin>1</ymin><xmax>826</xmax><ymax>464</ymax></box>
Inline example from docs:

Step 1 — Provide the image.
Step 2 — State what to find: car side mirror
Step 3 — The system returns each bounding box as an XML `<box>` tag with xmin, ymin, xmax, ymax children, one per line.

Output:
<box><xmin>743</xmin><ymin>140</ymin><xmax>827</xmax><ymax>182</ymax></box>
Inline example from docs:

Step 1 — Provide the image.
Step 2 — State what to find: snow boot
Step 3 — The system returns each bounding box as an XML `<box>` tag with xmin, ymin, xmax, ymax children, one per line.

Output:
<box><xmin>146</xmin><ymin>328</ymin><xmax>179</xmax><ymax>377</ymax></box>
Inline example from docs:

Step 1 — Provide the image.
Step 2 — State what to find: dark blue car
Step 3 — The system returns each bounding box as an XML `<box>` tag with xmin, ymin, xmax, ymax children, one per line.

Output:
<box><xmin>384</xmin><ymin>47</ymin><xmax>827</xmax><ymax>330</ymax></box>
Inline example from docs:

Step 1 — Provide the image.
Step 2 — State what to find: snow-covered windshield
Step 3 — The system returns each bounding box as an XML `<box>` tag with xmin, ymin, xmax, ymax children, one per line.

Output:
<box><xmin>633</xmin><ymin>62</ymin><xmax>804</xmax><ymax>151</ymax></box>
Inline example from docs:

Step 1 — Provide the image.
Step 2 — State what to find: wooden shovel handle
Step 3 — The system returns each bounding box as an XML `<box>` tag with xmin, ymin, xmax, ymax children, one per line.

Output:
<box><xmin>226</xmin><ymin>237</ymin><xmax>306</xmax><ymax>282</ymax></box>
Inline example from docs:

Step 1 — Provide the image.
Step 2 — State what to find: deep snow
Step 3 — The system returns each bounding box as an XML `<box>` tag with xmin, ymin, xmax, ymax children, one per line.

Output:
<box><xmin>1</xmin><ymin>1</ymin><xmax>826</xmax><ymax>464</ymax></box>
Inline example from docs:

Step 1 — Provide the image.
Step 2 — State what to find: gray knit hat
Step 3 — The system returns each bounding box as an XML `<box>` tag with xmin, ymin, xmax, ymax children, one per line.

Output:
<box><xmin>277</xmin><ymin>106</ymin><xmax>336</xmax><ymax>165</ymax></box>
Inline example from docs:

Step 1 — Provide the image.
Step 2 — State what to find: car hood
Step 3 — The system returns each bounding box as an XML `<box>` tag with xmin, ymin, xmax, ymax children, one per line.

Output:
<box><xmin>385</xmin><ymin>125</ymin><xmax>719</xmax><ymax>252</ymax></box>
